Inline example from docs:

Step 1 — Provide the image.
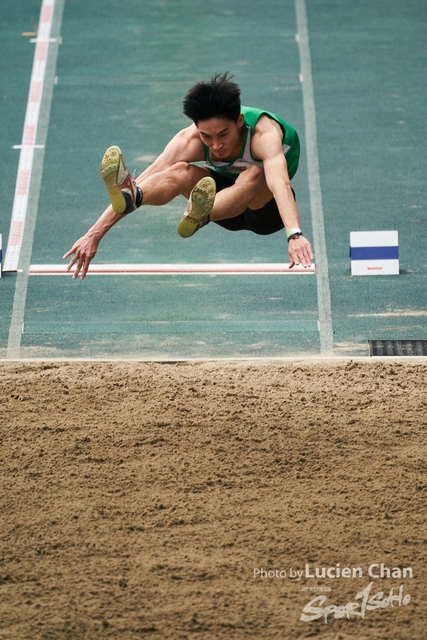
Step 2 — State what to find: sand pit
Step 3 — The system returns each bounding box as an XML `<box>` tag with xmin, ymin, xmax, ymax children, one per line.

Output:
<box><xmin>1</xmin><ymin>359</ymin><xmax>426</xmax><ymax>639</ymax></box>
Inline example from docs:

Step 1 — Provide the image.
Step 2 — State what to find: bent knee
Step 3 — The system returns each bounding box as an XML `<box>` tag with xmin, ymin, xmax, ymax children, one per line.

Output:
<box><xmin>168</xmin><ymin>161</ymin><xmax>193</xmax><ymax>178</ymax></box>
<box><xmin>237</xmin><ymin>164</ymin><xmax>266</xmax><ymax>187</ymax></box>
<box><xmin>169</xmin><ymin>162</ymin><xmax>208</xmax><ymax>191</ymax></box>
<box><xmin>237</xmin><ymin>166</ymin><xmax>271</xmax><ymax>206</ymax></box>
<box><xmin>243</xmin><ymin>164</ymin><xmax>264</xmax><ymax>179</ymax></box>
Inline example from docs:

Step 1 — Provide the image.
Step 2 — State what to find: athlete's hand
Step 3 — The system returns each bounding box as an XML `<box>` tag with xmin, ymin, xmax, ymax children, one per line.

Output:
<box><xmin>63</xmin><ymin>234</ymin><xmax>99</xmax><ymax>280</ymax></box>
<box><xmin>288</xmin><ymin>236</ymin><xmax>314</xmax><ymax>269</ymax></box>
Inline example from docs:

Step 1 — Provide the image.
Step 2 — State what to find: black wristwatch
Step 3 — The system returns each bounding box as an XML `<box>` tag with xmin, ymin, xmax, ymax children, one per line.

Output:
<box><xmin>287</xmin><ymin>232</ymin><xmax>304</xmax><ymax>243</ymax></box>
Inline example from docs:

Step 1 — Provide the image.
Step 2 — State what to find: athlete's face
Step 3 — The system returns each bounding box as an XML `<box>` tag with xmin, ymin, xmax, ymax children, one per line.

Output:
<box><xmin>197</xmin><ymin>115</ymin><xmax>244</xmax><ymax>161</ymax></box>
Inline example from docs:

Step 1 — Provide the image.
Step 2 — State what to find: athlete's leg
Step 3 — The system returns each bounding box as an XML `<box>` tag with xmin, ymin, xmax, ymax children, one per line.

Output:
<box><xmin>136</xmin><ymin>161</ymin><xmax>211</xmax><ymax>206</ymax></box>
<box><xmin>208</xmin><ymin>166</ymin><xmax>294</xmax><ymax>235</ymax></box>
<box><xmin>209</xmin><ymin>165</ymin><xmax>273</xmax><ymax>222</ymax></box>
<box><xmin>176</xmin><ymin>165</ymin><xmax>282</xmax><ymax>238</ymax></box>
<box><xmin>101</xmin><ymin>145</ymin><xmax>210</xmax><ymax>213</ymax></box>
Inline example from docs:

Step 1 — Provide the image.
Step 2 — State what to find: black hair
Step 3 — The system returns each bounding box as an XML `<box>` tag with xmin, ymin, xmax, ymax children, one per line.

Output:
<box><xmin>183</xmin><ymin>72</ymin><xmax>241</xmax><ymax>124</ymax></box>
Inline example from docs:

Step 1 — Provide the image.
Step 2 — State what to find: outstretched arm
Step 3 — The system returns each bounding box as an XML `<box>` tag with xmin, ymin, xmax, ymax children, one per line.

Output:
<box><xmin>252</xmin><ymin>118</ymin><xmax>314</xmax><ymax>268</ymax></box>
<box><xmin>63</xmin><ymin>206</ymin><xmax>124</xmax><ymax>280</ymax></box>
<box><xmin>64</xmin><ymin>125</ymin><xmax>204</xmax><ymax>280</ymax></box>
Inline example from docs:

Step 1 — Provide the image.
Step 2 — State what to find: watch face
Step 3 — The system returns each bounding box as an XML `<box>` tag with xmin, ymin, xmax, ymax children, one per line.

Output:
<box><xmin>287</xmin><ymin>228</ymin><xmax>302</xmax><ymax>239</ymax></box>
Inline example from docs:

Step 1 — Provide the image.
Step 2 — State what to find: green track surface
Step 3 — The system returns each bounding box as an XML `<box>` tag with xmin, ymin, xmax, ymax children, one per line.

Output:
<box><xmin>1</xmin><ymin>0</ymin><xmax>426</xmax><ymax>359</ymax></box>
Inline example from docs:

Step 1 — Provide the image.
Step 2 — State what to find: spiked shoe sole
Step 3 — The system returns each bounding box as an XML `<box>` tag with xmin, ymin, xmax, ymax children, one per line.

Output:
<box><xmin>177</xmin><ymin>177</ymin><xmax>216</xmax><ymax>238</ymax></box>
<box><xmin>100</xmin><ymin>146</ymin><xmax>127</xmax><ymax>214</ymax></box>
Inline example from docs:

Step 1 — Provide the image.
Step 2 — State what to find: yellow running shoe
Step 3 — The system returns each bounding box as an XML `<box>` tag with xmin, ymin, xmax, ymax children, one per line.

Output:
<box><xmin>177</xmin><ymin>177</ymin><xmax>216</xmax><ymax>238</ymax></box>
<box><xmin>100</xmin><ymin>145</ymin><xmax>138</xmax><ymax>214</ymax></box>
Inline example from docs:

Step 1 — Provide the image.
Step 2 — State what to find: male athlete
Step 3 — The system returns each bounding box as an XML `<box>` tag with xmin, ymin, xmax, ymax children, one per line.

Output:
<box><xmin>64</xmin><ymin>72</ymin><xmax>314</xmax><ymax>279</ymax></box>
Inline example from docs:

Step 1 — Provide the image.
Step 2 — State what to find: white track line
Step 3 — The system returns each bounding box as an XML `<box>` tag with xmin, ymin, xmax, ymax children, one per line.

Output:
<box><xmin>6</xmin><ymin>0</ymin><xmax>64</xmax><ymax>360</ymax></box>
<box><xmin>295</xmin><ymin>0</ymin><xmax>334</xmax><ymax>354</ymax></box>
<box><xmin>3</xmin><ymin>0</ymin><xmax>57</xmax><ymax>272</ymax></box>
<box><xmin>29</xmin><ymin>263</ymin><xmax>316</xmax><ymax>276</ymax></box>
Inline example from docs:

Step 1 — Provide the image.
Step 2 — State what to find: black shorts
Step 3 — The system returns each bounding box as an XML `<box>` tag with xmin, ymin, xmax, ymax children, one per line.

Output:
<box><xmin>207</xmin><ymin>168</ymin><xmax>295</xmax><ymax>236</ymax></box>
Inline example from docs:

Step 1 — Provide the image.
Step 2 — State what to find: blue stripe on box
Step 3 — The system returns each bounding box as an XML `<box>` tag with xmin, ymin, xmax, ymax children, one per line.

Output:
<box><xmin>350</xmin><ymin>246</ymin><xmax>399</xmax><ymax>260</ymax></box>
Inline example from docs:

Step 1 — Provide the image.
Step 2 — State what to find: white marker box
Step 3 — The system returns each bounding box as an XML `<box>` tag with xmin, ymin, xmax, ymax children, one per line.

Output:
<box><xmin>350</xmin><ymin>231</ymin><xmax>399</xmax><ymax>276</ymax></box>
